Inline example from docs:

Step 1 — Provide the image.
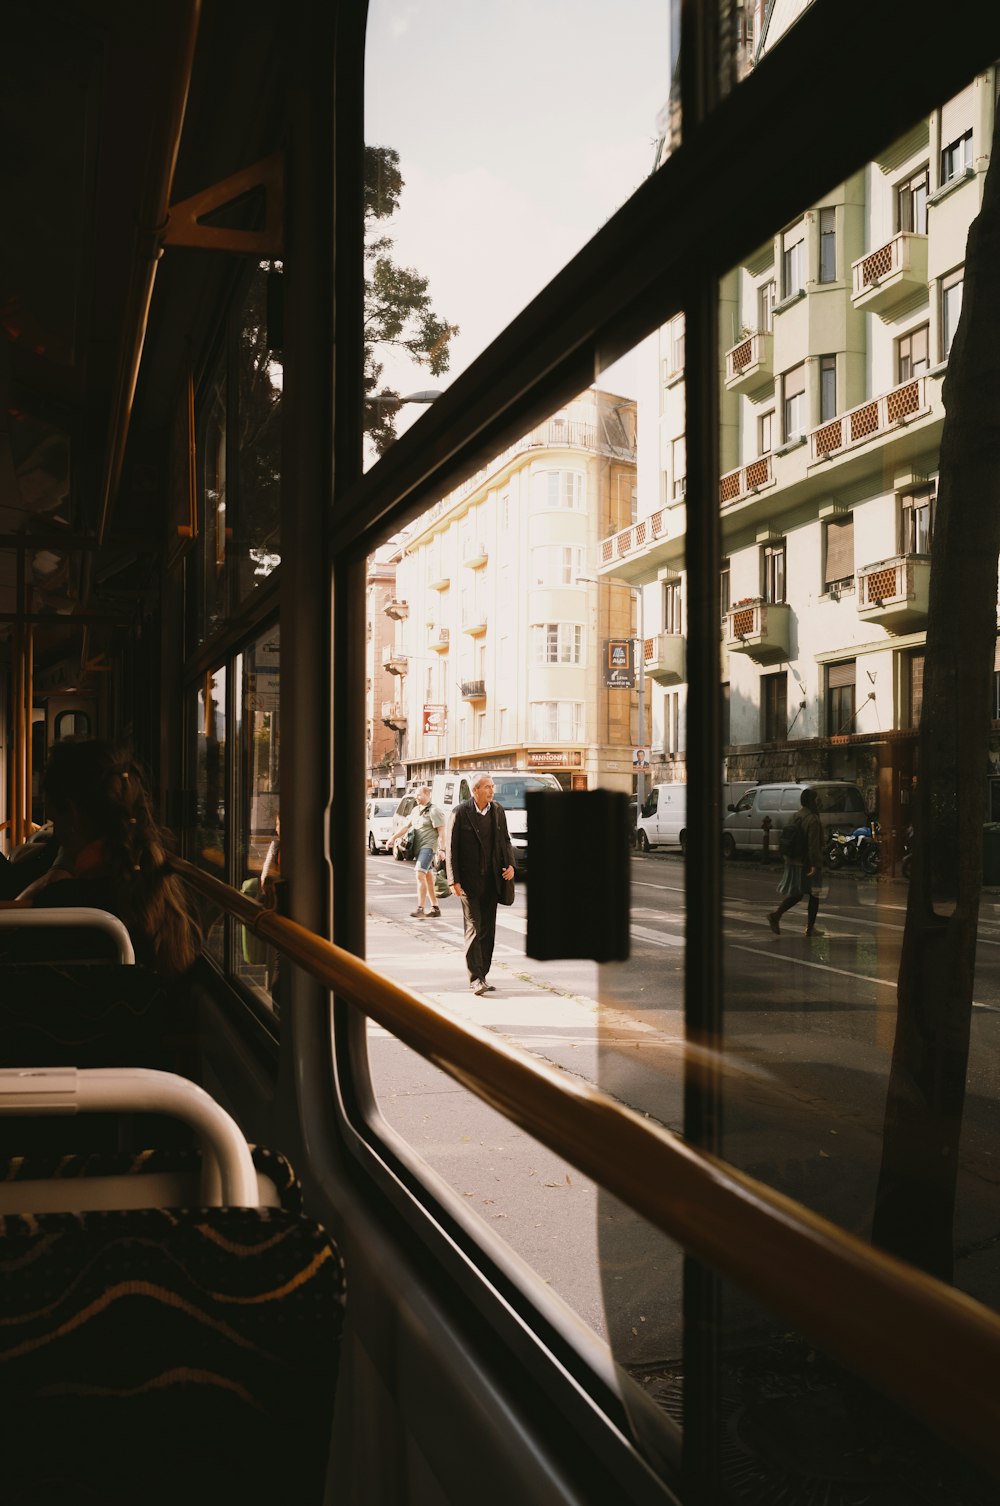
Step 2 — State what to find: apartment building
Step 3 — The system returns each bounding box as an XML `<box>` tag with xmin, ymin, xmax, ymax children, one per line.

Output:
<box><xmin>365</xmin><ymin>546</ymin><xmax>402</xmax><ymax>790</ymax></box>
<box><xmin>601</xmin><ymin>68</ymin><xmax>997</xmax><ymax>838</ymax></box>
<box><xmin>384</xmin><ymin>390</ymin><xmax>644</xmax><ymax>792</ymax></box>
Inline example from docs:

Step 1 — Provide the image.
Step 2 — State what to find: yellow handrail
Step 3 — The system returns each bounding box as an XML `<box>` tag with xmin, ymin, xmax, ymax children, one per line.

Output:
<box><xmin>173</xmin><ymin>854</ymin><xmax>1000</xmax><ymax>1474</ymax></box>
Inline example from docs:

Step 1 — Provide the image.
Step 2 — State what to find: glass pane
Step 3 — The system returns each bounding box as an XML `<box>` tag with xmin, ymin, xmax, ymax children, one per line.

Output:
<box><xmin>717</xmin><ymin>0</ymin><xmax>816</xmax><ymax>99</ymax></box>
<box><xmin>362</xmin><ymin>0</ymin><xmax>676</xmax><ymax>465</ymax></box>
<box><xmin>191</xmin><ymin>665</ymin><xmax>227</xmax><ymax>965</ymax></box>
<box><xmin>235</xmin><ymin>263</ymin><xmax>283</xmax><ymax>602</ymax></box>
<box><xmin>234</xmin><ymin>624</ymin><xmax>282</xmax><ymax>1013</ymax></box>
<box><xmin>196</xmin><ymin>357</ymin><xmax>228</xmax><ymax>644</ymax></box>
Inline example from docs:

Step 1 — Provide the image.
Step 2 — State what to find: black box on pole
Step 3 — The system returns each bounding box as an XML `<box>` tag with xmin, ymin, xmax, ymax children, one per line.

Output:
<box><xmin>525</xmin><ymin>790</ymin><xmax>630</xmax><ymax>962</ymax></box>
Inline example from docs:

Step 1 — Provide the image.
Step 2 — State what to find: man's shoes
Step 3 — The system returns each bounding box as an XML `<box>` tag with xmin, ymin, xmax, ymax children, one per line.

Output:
<box><xmin>471</xmin><ymin>979</ymin><xmax>488</xmax><ymax>996</ymax></box>
<box><xmin>427</xmin><ymin>906</ymin><xmax>441</xmax><ymax>918</ymax></box>
<box><xmin>804</xmin><ymin>926</ymin><xmax>825</xmax><ymax>937</ymax></box>
<box><xmin>482</xmin><ymin>981</ymin><xmax>496</xmax><ymax>991</ymax></box>
<box><xmin>767</xmin><ymin>912</ymin><xmax>781</xmax><ymax>935</ymax></box>
<box><xmin>410</xmin><ymin>909</ymin><xmax>425</xmax><ymax>918</ymax></box>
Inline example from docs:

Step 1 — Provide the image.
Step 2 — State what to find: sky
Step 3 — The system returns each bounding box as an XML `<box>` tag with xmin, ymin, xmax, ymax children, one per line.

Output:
<box><xmin>364</xmin><ymin>0</ymin><xmax>672</xmax><ymax>424</ymax></box>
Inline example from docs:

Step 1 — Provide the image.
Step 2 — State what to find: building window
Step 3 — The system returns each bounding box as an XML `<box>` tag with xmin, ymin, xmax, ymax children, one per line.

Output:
<box><xmin>720</xmin><ymin>560</ymin><xmax>731</xmax><ymax>619</ymax></box>
<box><xmin>763</xmin><ymin>541</ymin><xmax>785</xmax><ymax>604</ymax></box>
<box><xmin>941</xmin><ymin>129</ymin><xmax>972</xmax><ymax>185</ymax></box>
<box><xmin>819</xmin><ymin>355</ymin><xmax>837</xmax><ymax>423</ymax></box>
<box><xmin>900</xmin><ymin>490</ymin><xmax>935</xmax><ymax>554</ymax></box>
<box><xmin>664</xmin><ymin>691</ymin><xmax>680</xmax><ymax>754</ymax></box>
<box><xmin>897</xmin><ymin>166</ymin><xmax>928</xmax><ymax>233</ymax></box>
<box><xmin>782</xmin><ymin>365</ymin><xmax>805</xmax><ymax>443</ymax></box>
<box><xmin>824</xmin><ymin>515</ymin><xmax>854</xmax><ymax>590</ymax></box>
<box><xmin>671</xmin><ymin>435</ymin><xmax>686</xmax><ymax>498</ymax></box>
<box><xmin>721</xmin><ymin>682</ymin><xmax>731</xmax><ymax>746</ymax></box>
<box><xmin>941</xmin><ymin>270</ymin><xmax>964</xmax><ymax>359</ymax></box>
<box><xmin>762</xmin><ymin>672</ymin><xmax>787</xmax><ymax>742</ymax></box>
<box><xmin>474</xmin><ymin>711</ymin><xmax>486</xmax><ymax>748</ymax></box>
<box><xmin>827</xmin><ymin>659</ymin><xmax>856</xmax><ymax>736</ymax></box>
<box><xmin>499</xmin><ymin>491</ymin><xmax>510</xmax><ymax>530</ymax></box>
<box><xmin>819</xmin><ymin>207</ymin><xmax>837</xmax><ymax>283</ymax></box>
<box><xmin>759</xmin><ymin>409</ymin><xmax>774</xmax><ymax>456</ymax></box>
<box><xmin>758</xmin><ymin>279</ymin><xmax>776</xmax><ymax>332</ymax></box>
<box><xmin>906</xmin><ymin>650</ymin><xmax>925</xmax><ymax>729</ymax></box>
<box><xmin>530</xmin><ymin>701</ymin><xmax>583</xmax><ymax>741</ymax></box>
<box><xmin>532</xmin><ymin>623</ymin><xmax>583</xmax><ymax>664</ymax></box>
<box><xmin>897</xmin><ymin>324</ymin><xmax>929</xmax><ymax>382</ymax></box>
<box><xmin>669</xmin><ymin>313</ymin><xmax>685</xmax><ymax>374</ymax></box>
<box><xmin>662</xmin><ymin>579</ymin><xmax>683</xmax><ymax>634</ymax></box>
<box><xmin>531</xmin><ymin>544</ymin><xmax>584</xmax><ymax>586</ymax></box>
<box><xmin>536</xmin><ymin>470</ymin><xmax>585</xmax><ymax>511</ymax></box>
<box><xmin>992</xmin><ymin>672</ymin><xmax>1000</xmax><ymax>723</ymax></box>
<box><xmin>781</xmin><ymin>223</ymin><xmax>805</xmax><ymax>299</ymax></box>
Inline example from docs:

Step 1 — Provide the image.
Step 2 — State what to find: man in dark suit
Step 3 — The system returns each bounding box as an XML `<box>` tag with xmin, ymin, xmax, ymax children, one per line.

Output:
<box><xmin>448</xmin><ymin>774</ymin><xmax>515</xmax><ymax>996</ymax></box>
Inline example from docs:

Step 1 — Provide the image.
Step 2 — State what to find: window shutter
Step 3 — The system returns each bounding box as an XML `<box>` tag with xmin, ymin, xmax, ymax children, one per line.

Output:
<box><xmin>827</xmin><ymin>659</ymin><xmax>856</xmax><ymax>690</ymax></box>
<box><xmin>825</xmin><ymin>517</ymin><xmax>854</xmax><ymax>584</ymax></box>
<box><xmin>941</xmin><ymin>84</ymin><xmax>975</xmax><ymax>145</ymax></box>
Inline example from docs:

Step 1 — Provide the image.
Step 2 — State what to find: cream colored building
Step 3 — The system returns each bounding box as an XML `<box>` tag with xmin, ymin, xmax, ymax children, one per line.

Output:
<box><xmin>602</xmin><ymin>68</ymin><xmax>997</xmax><ymax>836</ymax></box>
<box><xmin>387</xmin><ymin>390</ymin><xmax>644</xmax><ymax>791</ymax></box>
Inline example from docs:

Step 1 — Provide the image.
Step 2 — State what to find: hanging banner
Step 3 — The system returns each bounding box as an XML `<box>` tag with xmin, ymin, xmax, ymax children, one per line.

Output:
<box><xmin>604</xmin><ymin>638</ymin><xmax>635</xmax><ymax>689</ymax></box>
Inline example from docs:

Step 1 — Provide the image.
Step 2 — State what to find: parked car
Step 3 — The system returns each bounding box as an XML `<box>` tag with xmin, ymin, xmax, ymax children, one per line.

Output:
<box><xmin>722</xmin><ymin>780</ymin><xmax>868</xmax><ymax>858</ymax></box>
<box><xmin>366</xmin><ymin>794</ymin><xmax>415</xmax><ymax>854</ymax></box>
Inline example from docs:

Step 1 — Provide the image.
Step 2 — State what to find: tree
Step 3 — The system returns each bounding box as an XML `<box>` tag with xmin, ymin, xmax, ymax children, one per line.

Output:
<box><xmin>364</xmin><ymin>145</ymin><xmax>458</xmax><ymax>455</ymax></box>
<box><xmin>871</xmin><ymin>107</ymin><xmax>1000</xmax><ymax>1281</ymax></box>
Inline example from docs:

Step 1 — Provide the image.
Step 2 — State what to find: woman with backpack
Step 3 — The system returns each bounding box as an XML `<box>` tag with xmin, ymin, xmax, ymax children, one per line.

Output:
<box><xmin>768</xmin><ymin>786</ymin><xmax>823</xmax><ymax>937</ymax></box>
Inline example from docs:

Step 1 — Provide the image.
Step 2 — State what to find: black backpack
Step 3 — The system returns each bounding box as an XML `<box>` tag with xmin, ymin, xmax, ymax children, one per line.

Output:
<box><xmin>779</xmin><ymin>819</ymin><xmax>806</xmax><ymax>861</ymax></box>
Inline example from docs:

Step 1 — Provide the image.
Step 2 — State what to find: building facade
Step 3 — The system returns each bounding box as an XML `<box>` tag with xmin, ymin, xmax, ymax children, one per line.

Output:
<box><xmin>386</xmin><ymin>390</ymin><xmax>645</xmax><ymax>792</ymax></box>
<box><xmin>602</xmin><ymin>68</ymin><xmax>998</xmax><ymax>842</ymax></box>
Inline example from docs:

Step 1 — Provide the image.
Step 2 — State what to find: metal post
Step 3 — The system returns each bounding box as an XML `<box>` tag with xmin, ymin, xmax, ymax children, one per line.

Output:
<box><xmin>636</xmin><ymin>586</ymin><xmax>646</xmax><ymax>811</ymax></box>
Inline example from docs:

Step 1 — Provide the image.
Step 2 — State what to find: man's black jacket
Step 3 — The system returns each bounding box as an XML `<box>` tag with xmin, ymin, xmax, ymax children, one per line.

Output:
<box><xmin>448</xmin><ymin>799</ymin><xmax>514</xmax><ymax>899</ymax></box>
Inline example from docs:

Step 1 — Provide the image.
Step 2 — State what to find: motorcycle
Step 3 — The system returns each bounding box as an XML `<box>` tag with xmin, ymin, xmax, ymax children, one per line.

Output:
<box><xmin>825</xmin><ymin>821</ymin><xmax>880</xmax><ymax>875</ymax></box>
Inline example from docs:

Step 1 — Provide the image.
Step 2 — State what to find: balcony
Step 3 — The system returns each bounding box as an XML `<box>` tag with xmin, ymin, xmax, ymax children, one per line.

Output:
<box><xmin>720</xmin><ymin>455</ymin><xmax>774</xmax><ymax>508</ymax></box>
<box><xmin>462</xmin><ymin>610</ymin><xmax>487</xmax><ymax>635</ymax></box>
<box><xmin>851</xmin><ymin>232</ymin><xmax>928</xmax><ymax>316</ymax></box>
<box><xmin>429</xmin><ymin>571</ymin><xmax>450</xmax><ymax>591</ymax></box>
<box><xmin>644</xmin><ymin>632</ymin><xmax>684</xmax><ymax>684</ymax></box>
<box><xmin>381</xmin><ymin>646</ymin><xmax>408</xmax><ymax>676</ymax></box>
<box><xmin>857</xmin><ymin>555</ymin><xmax>930</xmax><ymax>630</ymax></box>
<box><xmin>429</xmin><ymin>626</ymin><xmax>450</xmax><ymax>652</ymax></box>
<box><xmin>460</xmin><ymin>679</ymin><xmax>486</xmax><ymax>701</ymax></box>
<box><xmin>600</xmin><ymin>510</ymin><xmax>668</xmax><ymax>567</ymax></box>
<box><xmin>809</xmin><ymin>378</ymin><xmax>928</xmax><ymax>463</ymax></box>
<box><xmin>725</xmin><ymin>600</ymin><xmax>792</xmax><ymax>663</ymax></box>
<box><xmin>381</xmin><ymin>701</ymin><xmax>407</xmax><ymax>728</ymax></box>
<box><xmin>384</xmin><ymin>598</ymin><xmax>408</xmax><ymax>620</ymax></box>
<box><xmin>463</xmin><ymin>540</ymin><xmax>488</xmax><ymax>569</ymax></box>
<box><xmin>724</xmin><ymin>330</ymin><xmax>774</xmax><ymax>398</ymax></box>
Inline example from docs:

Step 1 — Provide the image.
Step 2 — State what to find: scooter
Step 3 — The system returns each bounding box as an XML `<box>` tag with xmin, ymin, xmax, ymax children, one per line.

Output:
<box><xmin>825</xmin><ymin>821</ymin><xmax>880</xmax><ymax>874</ymax></box>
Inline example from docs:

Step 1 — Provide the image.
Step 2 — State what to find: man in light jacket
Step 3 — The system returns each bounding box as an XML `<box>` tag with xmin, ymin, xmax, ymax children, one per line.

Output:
<box><xmin>448</xmin><ymin>774</ymin><xmax>514</xmax><ymax>996</ymax></box>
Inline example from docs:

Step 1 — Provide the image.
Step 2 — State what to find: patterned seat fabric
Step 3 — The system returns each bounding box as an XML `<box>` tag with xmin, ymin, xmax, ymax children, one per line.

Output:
<box><xmin>0</xmin><ymin>1203</ymin><xmax>346</xmax><ymax>1504</ymax></box>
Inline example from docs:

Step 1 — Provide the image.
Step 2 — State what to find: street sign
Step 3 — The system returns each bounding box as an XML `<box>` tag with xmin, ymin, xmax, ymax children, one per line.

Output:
<box><xmin>422</xmin><ymin>703</ymin><xmax>447</xmax><ymax>735</ymax></box>
<box><xmin>604</xmin><ymin>638</ymin><xmax>635</xmax><ymax>688</ymax></box>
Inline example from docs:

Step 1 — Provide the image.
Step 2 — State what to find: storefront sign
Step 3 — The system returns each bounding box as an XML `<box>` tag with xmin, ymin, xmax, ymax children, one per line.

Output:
<box><xmin>422</xmin><ymin>703</ymin><xmax>447</xmax><ymax>735</ymax></box>
<box><xmin>604</xmin><ymin>638</ymin><xmax>635</xmax><ymax>688</ymax></box>
<box><xmin>527</xmin><ymin>750</ymin><xmax>582</xmax><ymax>767</ymax></box>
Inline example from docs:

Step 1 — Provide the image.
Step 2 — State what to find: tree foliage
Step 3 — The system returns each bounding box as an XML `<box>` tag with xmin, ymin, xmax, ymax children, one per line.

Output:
<box><xmin>364</xmin><ymin>145</ymin><xmax>458</xmax><ymax>455</ymax></box>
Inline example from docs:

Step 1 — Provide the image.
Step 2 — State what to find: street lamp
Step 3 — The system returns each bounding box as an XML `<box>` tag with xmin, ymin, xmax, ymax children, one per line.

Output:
<box><xmin>577</xmin><ymin>574</ymin><xmax>647</xmax><ymax>809</ymax></box>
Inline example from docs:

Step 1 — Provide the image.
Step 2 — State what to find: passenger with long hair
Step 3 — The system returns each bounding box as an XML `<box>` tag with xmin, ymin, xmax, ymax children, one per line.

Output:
<box><xmin>14</xmin><ymin>740</ymin><xmax>200</xmax><ymax>975</ymax></box>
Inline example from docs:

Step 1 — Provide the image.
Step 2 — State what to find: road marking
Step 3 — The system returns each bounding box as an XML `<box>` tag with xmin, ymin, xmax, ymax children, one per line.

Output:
<box><xmin>732</xmin><ymin>943</ymin><xmax>897</xmax><ymax>989</ymax></box>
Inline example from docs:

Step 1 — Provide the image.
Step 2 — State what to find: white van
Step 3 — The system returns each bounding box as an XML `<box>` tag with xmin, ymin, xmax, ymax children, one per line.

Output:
<box><xmin>430</xmin><ymin>769</ymin><xmax>562</xmax><ymax>876</ymax></box>
<box><xmin>636</xmin><ymin>784</ymin><xmax>687</xmax><ymax>853</ymax></box>
<box><xmin>721</xmin><ymin>780</ymin><xmax>867</xmax><ymax>857</ymax></box>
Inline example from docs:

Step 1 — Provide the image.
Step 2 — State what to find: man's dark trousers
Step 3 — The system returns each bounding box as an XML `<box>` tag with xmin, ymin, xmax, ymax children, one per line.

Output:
<box><xmin>460</xmin><ymin>887</ymin><xmax>498</xmax><ymax>983</ymax></box>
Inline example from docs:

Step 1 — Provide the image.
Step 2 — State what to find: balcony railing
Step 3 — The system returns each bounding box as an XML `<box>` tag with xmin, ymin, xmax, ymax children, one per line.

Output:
<box><xmin>384</xmin><ymin>598</ymin><xmax>408</xmax><ymax>620</ymax></box>
<box><xmin>720</xmin><ymin>454</ymin><xmax>773</xmax><ymax>507</ymax></box>
<box><xmin>856</xmin><ymin>554</ymin><xmax>931</xmax><ymax>630</ymax></box>
<box><xmin>381</xmin><ymin>647</ymin><xmax>408</xmax><ymax>675</ymax></box>
<box><xmin>463</xmin><ymin>540</ymin><xmax>488</xmax><ymax>568</ymax></box>
<box><xmin>724</xmin><ymin>330</ymin><xmax>774</xmax><ymax>396</ymax></box>
<box><xmin>644</xmin><ymin>632</ymin><xmax>685</xmax><ymax>684</ymax></box>
<box><xmin>429</xmin><ymin>627</ymin><xmax>450</xmax><ymax>652</ymax></box>
<box><xmin>381</xmin><ymin>701</ymin><xmax>407</xmax><ymax>726</ymax></box>
<box><xmin>460</xmin><ymin>679</ymin><xmax>486</xmax><ymax>700</ymax></box>
<box><xmin>851</xmin><ymin>232</ymin><xmax>928</xmax><ymax>315</ymax></box>
<box><xmin>600</xmin><ymin>509</ymin><xmax>668</xmax><ymax>567</ymax></box>
<box><xmin>462</xmin><ymin>611</ymin><xmax>487</xmax><ymax>635</ymax></box>
<box><xmin>725</xmin><ymin>600</ymin><xmax>792</xmax><ymax>663</ymax></box>
<box><xmin>809</xmin><ymin>378</ymin><xmax>927</xmax><ymax>462</ymax></box>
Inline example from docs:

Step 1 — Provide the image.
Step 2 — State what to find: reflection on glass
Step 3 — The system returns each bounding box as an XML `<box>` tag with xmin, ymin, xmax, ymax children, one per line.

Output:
<box><xmin>198</xmin><ymin>359</ymin><xmax>227</xmax><ymax>644</ymax></box>
<box><xmin>193</xmin><ymin>666</ymin><xmax>226</xmax><ymax>964</ymax></box>
<box><xmin>717</xmin><ymin>0</ymin><xmax>815</xmax><ymax>100</ymax></box>
<box><xmin>236</xmin><ymin>264</ymin><xmax>282</xmax><ymax>602</ymax></box>
<box><xmin>363</xmin><ymin>0</ymin><xmax>674</xmax><ymax>464</ymax></box>
<box><xmin>234</xmin><ymin>625</ymin><xmax>282</xmax><ymax>1013</ymax></box>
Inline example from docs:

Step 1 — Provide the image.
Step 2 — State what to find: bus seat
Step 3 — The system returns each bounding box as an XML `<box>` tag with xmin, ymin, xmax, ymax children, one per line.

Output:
<box><xmin>0</xmin><ymin>1141</ymin><xmax>303</xmax><ymax>1215</ymax></box>
<box><xmin>0</xmin><ymin>1197</ymin><xmax>346</xmax><ymax>1503</ymax></box>
<box><xmin>0</xmin><ymin>906</ymin><xmax>136</xmax><ymax>963</ymax></box>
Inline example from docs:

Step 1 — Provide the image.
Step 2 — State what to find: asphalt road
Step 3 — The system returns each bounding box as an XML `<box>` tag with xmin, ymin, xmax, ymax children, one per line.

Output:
<box><xmin>364</xmin><ymin>849</ymin><xmax>1000</xmax><ymax>1361</ymax></box>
